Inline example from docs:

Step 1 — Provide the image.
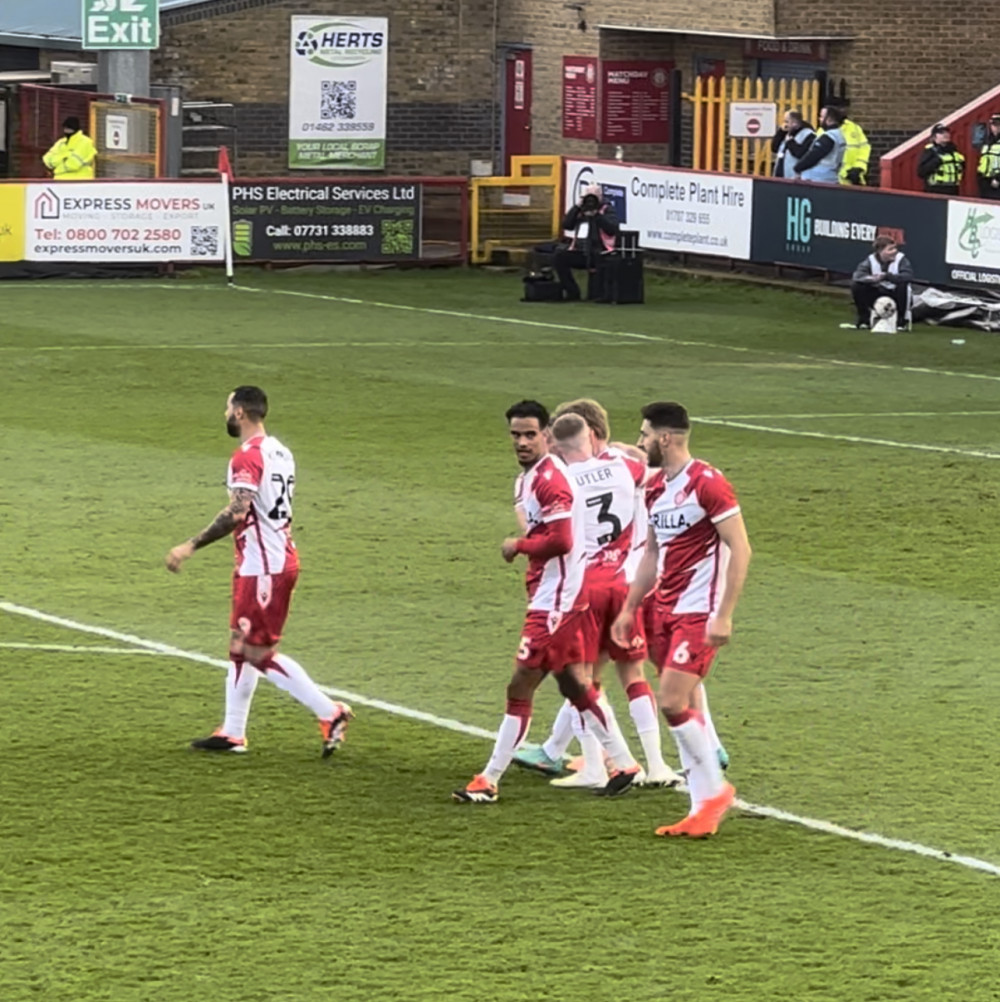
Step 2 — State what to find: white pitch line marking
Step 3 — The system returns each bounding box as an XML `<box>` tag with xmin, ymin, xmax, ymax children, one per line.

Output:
<box><xmin>0</xmin><ymin>641</ymin><xmax>174</xmax><ymax>656</ymax></box>
<box><xmin>2</xmin><ymin>598</ymin><xmax>996</xmax><ymax>878</ymax></box>
<box><xmin>0</xmin><ymin>340</ymin><xmax>647</xmax><ymax>353</ymax></box>
<box><xmin>694</xmin><ymin>417</ymin><xmax>1000</xmax><ymax>460</ymax></box>
<box><xmin>231</xmin><ymin>283</ymin><xmax>1000</xmax><ymax>386</ymax></box>
<box><xmin>4</xmin><ymin>280</ymin><xmax>1000</xmax><ymax>387</ymax></box>
<box><xmin>701</xmin><ymin>410</ymin><xmax>1000</xmax><ymax>420</ymax></box>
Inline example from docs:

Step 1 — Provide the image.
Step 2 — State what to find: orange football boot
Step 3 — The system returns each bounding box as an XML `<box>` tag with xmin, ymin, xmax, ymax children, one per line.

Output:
<box><xmin>655</xmin><ymin>814</ymin><xmax>698</xmax><ymax>837</ymax></box>
<box><xmin>683</xmin><ymin>782</ymin><xmax>736</xmax><ymax>838</ymax></box>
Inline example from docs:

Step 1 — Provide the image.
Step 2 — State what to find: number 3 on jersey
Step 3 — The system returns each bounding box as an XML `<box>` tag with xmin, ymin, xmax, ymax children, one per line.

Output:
<box><xmin>587</xmin><ymin>491</ymin><xmax>622</xmax><ymax>545</ymax></box>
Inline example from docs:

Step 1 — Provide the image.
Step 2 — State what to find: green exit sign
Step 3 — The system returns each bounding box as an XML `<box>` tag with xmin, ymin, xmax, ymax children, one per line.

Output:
<box><xmin>82</xmin><ymin>0</ymin><xmax>160</xmax><ymax>51</ymax></box>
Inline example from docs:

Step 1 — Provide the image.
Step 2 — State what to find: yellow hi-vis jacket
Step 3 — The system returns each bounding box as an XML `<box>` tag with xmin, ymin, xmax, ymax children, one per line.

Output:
<box><xmin>42</xmin><ymin>130</ymin><xmax>97</xmax><ymax>180</ymax></box>
<box><xmin>839</xmin><ymin>118</ymin><xmax>871</xmax><ymax>184</ymax></box>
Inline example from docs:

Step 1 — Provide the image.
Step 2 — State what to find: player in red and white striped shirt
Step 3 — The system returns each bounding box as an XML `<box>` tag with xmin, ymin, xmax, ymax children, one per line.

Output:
<box><xmin>453</xmin><ymin>400</ymin><xmax>641</xmax><ymax>803</ymax></box>
<box><xmin>166</xmin><ymin>385</ymin><xmax>352</xmax><ymax>756</ymax></box>
<box><xmin>613</xmin><ymin>402</ymin><xmax>752</xmax><ymax>838</ymax></box>
<box><xmin>516</xmin><ymin>399</ymin><xmax>680</xmax><ymax>789</ymax></box>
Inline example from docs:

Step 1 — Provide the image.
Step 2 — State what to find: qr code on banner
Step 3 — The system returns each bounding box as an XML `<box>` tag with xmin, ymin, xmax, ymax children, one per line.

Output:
<box><xmin>321</xmin><ymin>79</ymin><xmax>357</xmax><ymax>120</ymax></box>
<box><xmin>380</xmin><ymin>219</ymin><xmax>414</xmax><ymax>256</ymax></box>
<box><xmin>190</xmin><ymin>226</ymin><xmax>219</xmax><ymax>257</ymax></box>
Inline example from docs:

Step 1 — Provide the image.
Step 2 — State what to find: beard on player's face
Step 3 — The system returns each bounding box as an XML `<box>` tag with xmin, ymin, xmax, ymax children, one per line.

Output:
<box><xmin>645</xmin><ymin>436</ymin><xmax>664</xmax><ymax>467</ymax></box>
<box><xmin>226</xmin><ymin>415</ymin><xmax>241</xmax><ymax>438</ymax></box>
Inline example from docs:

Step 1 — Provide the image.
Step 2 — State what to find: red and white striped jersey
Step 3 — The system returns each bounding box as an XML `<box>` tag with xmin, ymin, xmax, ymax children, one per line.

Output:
<box><xmin>513</xmin><ymin>454</ymin><xmax>587</xmax><ymax>614</ymax></box>
<box><xmin>567</xmin><ymin>448</ymin><xmax>646</xmax><ymax>586</ymax></box>
<box><xmin>226</xmin><ymin>434</ymin><xmax>299</xmax><ymax>578</ymax></box>
<box><xmin>645</xmin><ymin>459</ymin><xmax>740</xmax><ymax>614</ymax></box>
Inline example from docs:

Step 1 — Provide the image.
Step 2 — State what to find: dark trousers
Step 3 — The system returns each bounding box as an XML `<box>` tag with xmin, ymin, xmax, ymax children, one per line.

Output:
<box><xmin>978</xmin><ymin>177</ymin><xmax>1000</xmax><ymax>200</ymax></box>
<box><xmin>554</xmin><ymin>247</ymin><xmax>595</xmax><ymax>300</ymax></box>
<box><xmin>851</xmin><ymin>281</ymin><xmax>909</xmax><ymax>325</ymax></box>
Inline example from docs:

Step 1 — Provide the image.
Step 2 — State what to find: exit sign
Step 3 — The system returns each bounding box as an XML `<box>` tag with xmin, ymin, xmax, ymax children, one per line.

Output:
<box><xmin>82</xmin><ymin>0</ymin><xmax>160</xmax><ymax>50</ymax></box>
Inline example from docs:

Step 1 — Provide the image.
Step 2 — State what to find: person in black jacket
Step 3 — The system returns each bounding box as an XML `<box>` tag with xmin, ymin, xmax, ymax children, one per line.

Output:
<box><xmin>916</xmin><ymin>124</ymin><xmax>965</xmax><ymax>195</ymax></box>
<box><xmin>770</xmin><ymin>110</ymin><xmax>815</xmax><ymax>178</ymax></box>
<box><xmin>554</xmin><ymin>184</ymin><xmax>620</xmax><ymax>301</ymax></box>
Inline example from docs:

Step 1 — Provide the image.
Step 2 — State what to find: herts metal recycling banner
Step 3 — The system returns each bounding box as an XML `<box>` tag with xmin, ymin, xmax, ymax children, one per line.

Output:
<box><xmin>230</xmin><ymin>180</ymin><xmax>421</xmax><ymax>261</ymax></box>
<box><xmin>289</xmin><ymin>16</ymin><xmax>388</xmax><ymax>170</ymax></box>
<box><xmin>564</xmin><ymin>159</ymin><xmax>754</xmax><ymax>260</ymax></box>
<box><xmin>750</xmin><ymin>179</ymin><xmax>949</xmax><ymax>285</ymax></box>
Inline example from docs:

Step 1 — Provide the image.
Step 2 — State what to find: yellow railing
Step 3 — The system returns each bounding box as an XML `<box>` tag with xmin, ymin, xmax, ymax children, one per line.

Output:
<box><xmin>686</xmin><ymin>76</ymin><xmax>820</xmax><ymax>176</ymax></box>
<box><xmin>90</xmin><ymin>100</ymin><xmax>162</xmax><ymax>178</ymax></box>
<box><xmin>469</xmin><ymin>155</ymin><xmax>562</xmax><ymax>264</ymax></box>
<box><xmin>509</xmin><ymin>154</ymin><xmax>561</xmax><ymax>179</ymax></box>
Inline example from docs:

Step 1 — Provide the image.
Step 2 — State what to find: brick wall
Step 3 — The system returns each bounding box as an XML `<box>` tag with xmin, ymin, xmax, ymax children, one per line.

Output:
<box><xmin>152</xmin><ymin>0</ymin><xmax>1000</xmax><ymax>181</ymax></box>
<box><xmin>503</xmin><ymin>0</ymin><xmax>1000</xmax><ymax>176</ymax></box>
<box><xmin>778</xmin><ymin>2</ymin><xmax>1000</xmax><ymax>136</ymax></box>
<box><xmin>157</xmin><ymin>0</ymin><xmax>498</xmax><ymax>176</ymax></box>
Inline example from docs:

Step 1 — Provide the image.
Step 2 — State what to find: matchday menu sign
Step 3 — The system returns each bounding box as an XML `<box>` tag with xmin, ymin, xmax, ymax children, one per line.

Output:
<box><xmin>599</xmin><ymin>60</ymin><xmax>672</xmax><ymax>144</ymax></box>
<box><xmin>562</xmin><ymin>56</ymin><xmax>598</xmax><ymax>139</ymax></box>
<box><xmin>229</xmin><ymin>180</ymin><xmax>421</xmax><ymax>261</ymax></box>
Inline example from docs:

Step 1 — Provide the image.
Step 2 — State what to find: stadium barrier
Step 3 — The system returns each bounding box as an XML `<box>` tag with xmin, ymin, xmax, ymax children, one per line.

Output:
<box><xmin>15</xmin><ymin>84</ymin><xmax>165</xmax><ymax>180</ymax></box>
<box><xmin>0</xmin><ymin>174</ymin><xmax>468</xmax><ymax>276</ymax></box>
<box><xmin>229</xmin><ymin>176</ymin><xmax>468</xmax><ymax>264</ymax></box>
<box><xmin>0</xmin><ymin>178</ymin><xmax>229</xmax><ymax>275</ymax></box>
<box><xmin>566</xmin><ymin>156</ymin><xmax>1000</xmax><ymax>292</ymax></box>
<box><xmin>470</xmin><ymin>155</ymin><xmax>562</xmax><ymax>264</ymax></box>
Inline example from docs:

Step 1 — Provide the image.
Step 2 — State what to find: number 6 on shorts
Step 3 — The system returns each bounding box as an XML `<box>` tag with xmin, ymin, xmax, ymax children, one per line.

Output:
<box><xmin>671</xmin><ymin>640</ymin><xmax>691</xmax><ymax>665</ymax></box>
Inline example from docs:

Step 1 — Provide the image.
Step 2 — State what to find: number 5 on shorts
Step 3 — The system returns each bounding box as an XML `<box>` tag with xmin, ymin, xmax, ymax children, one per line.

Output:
<box><xmin>671</xmin><ymin>640</ymin><xmax>691</xmax><ymax>665</ymax></box>
<box><xmin>517</xmin><ymin>636</ymin><xmax>531</xmax><ymax>661</ymax></box>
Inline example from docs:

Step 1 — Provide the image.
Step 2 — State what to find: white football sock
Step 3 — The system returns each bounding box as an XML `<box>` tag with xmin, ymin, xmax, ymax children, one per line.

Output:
<box><xmin>675</xmin><ymin>740</ymin><xmax>707</xmax><ymax>814</ymax></box>
<box><xmin>571</xmin><ymin>709</ymin><xmax>605</xmax><ymax>779</ymax></box>
<box><xmin>669</xmin><ymin>715</ymin><xmax>724</xmax><ymax>807</ymax></box>
<box><xmin>222</xmin><ymin>659</ymin><xmax>259</xmax><ymax>740</ymax></box>
<box><xmin>699</xmin><ymin>684</ymin><xmax>722</xmax><ymax>752</ymax></box>
<box><xmin>484</xmin><ymin>709</ymin><xmax>531</xmax><ymax>785</ymax></box>
<box><xmin>628</xmin><ymin>688</ymin><xmax>668</xmax><ymax>773</ymax></box>
<box><xmin>262</xmin><ymin>653</ymin><xmax>336</xmax><ymax>719</ymax></box>
<box><xmin>579</xmin><ymin>692</ymin><xmax>636</xmax><ymax>772</ymax></box>
<box><xmin>542</xmin><ymin>699</ymin><xmax>576</xmax><ymax>763</ymax></box>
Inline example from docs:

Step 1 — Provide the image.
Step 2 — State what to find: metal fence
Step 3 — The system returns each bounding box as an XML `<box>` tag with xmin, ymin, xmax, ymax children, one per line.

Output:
<box><xmin>16</xmin><ymin>85</ymin><xmax>163</xmax><ymax>180</ymax></box>
<box><xmin>686</xmin><ymin>76</ymin><xmax>821</xmax><ymax>176</ymax></box>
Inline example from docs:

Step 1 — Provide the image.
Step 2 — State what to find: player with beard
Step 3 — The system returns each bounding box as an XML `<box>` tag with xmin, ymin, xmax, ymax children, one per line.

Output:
<box><xmin>166</xmin><ymin>385</ymin><xmax>353</xmax><ymax>756</ymax></box>
<box><xmin>612</xmin><ymin>402</ymin><xmax>752</xmax><ymax>837</ymax></box>
<box><xmin>516</xmin><ymin>400</ymin><xmax>680</xmax><ymax>789</ymax></box>
<box><xmin>453</xmin><ymin>400</ymin><xmax>642</xmax><ymax>803</ymax></box>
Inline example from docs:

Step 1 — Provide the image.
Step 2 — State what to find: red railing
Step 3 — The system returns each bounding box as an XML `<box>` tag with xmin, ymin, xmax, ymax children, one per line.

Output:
<box><xmin>880</xmin><ymin>82</ymin><xmax>1000</xmax><ymax>198</ymax></box>
<box><xmin>16</xmin><ymin>84</ymin><xmax>166</xmax><ymax>179</ymax></box>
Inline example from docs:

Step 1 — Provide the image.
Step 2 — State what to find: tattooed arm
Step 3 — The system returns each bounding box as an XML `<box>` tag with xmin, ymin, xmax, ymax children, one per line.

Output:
<box><xmin>166</xmin><ymin>489</ymin><xmax>254</xmax><ymax>573</ymax></box>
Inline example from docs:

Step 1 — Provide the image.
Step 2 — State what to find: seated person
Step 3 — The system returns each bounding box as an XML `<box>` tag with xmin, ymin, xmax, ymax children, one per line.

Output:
<box><xmin>847</xmin><ymin>236</ymin><xmax>914</xmax><ymax>329</ymax></box>
<box><xmin>554</xmin><ymin>184</ymin><xmax>620</xmax><ymax>301</ymax></box>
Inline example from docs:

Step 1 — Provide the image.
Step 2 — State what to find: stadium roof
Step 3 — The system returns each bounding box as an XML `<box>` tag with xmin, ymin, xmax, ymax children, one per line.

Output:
<box><xmin>0</xmin><ymin>0</ymin><xmax>212</xmax><ymax>48</ymax></box>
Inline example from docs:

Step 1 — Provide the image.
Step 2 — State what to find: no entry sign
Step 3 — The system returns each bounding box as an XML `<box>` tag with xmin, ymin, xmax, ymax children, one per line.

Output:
<box><xmin>729</xmin><ymin>102</ymin><xmax>776</xmax><ymax>138</ymax></box>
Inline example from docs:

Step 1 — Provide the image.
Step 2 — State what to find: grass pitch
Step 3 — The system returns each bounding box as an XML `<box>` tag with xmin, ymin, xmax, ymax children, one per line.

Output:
<box><xmin>2</xmin><ymin>269</ymin><xmax>999</xmax><ymax>1001</ymax></box>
